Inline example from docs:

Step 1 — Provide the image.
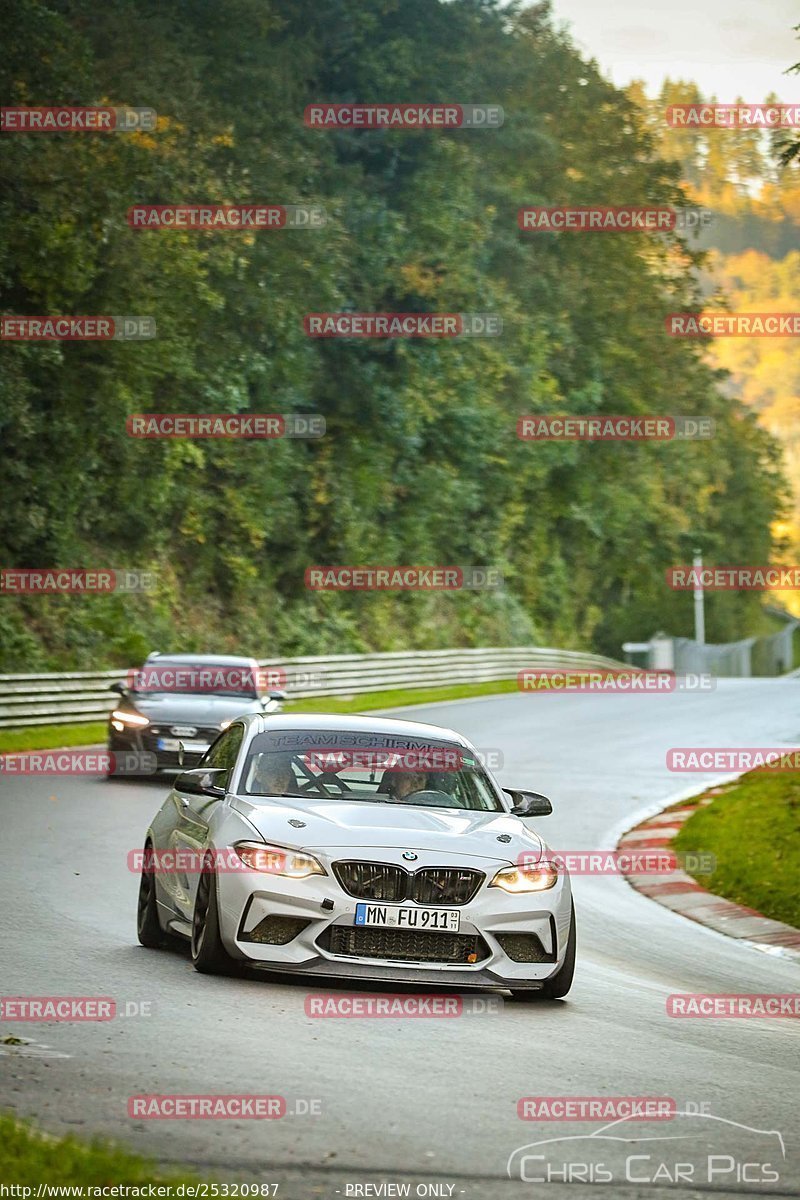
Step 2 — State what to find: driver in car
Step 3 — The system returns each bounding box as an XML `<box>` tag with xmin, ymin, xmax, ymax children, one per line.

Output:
<box><xmin>250</xmin><ymin>751</ymin><xmax>301</xmax><ymax>796</ymax></box>
<box><xmin>384</xmin><ymin>769</ymin><xmax>428</xmax><ymax>802</ymax></box>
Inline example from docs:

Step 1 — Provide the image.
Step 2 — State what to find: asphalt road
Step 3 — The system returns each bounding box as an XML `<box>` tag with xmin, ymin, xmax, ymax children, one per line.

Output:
<box><xmin>2</xmin><ymin>680</ymin><xmax>800</xmax><ymax>1200</ymax></box>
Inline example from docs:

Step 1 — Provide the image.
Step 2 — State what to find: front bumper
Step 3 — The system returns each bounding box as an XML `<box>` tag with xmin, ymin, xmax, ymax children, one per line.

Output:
<box><xmin>108</xmin><ymin>727</ymin><xmax>214</xmax><ymax>772</ymax></box>
<box><xmin>214</xmin><ymin>848</ymin><xmax>573</xmax><ymax>990</ymax></box>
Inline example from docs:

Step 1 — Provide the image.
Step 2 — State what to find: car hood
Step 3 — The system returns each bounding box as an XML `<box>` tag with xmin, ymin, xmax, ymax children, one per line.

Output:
<box><xmin>122</xmin><ymin>694</ymin><xmax>262</xmax><ymax>725</ymax></box>
<box><xmin>230</xmin><ymin>795</ymin><xmax>544</xmax><ymax>864</ymax></box>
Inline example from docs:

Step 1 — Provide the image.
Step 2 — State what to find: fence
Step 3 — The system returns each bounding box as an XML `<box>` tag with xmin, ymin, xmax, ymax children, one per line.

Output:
<box><xmin>0</xmin><ymin>646</ymin><xmax>629</xmax><ymax>729</ymax></box>
<box><xmin>624</xmin><ymin>621</ymin><xmax>798</xmax><ymax>678</ymax></box>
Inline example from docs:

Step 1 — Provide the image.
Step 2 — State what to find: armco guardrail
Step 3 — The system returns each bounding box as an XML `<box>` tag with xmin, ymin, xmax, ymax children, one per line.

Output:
<box><xmin>0</xmin><ymin>647</ymin><xmax>627</xmax><ymax>729</ymax></box>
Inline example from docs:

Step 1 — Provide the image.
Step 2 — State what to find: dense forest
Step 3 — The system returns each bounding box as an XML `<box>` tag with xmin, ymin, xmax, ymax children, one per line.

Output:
<box><xmin>630</xmin><ymin>72</ymin><xmax>800</xmax><ymax>601</ymax></box>
<box><xmin>0</xmin><ymin>0</ymin><xmax>791</xmax><ymax>669</ymax></box>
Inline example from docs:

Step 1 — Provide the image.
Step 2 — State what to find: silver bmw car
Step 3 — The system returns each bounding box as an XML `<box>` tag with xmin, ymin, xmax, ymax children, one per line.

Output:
<box><xmin>136</xmin><ymin>713</ymin><xmax>575</xmax><ymax>997</ymax></box>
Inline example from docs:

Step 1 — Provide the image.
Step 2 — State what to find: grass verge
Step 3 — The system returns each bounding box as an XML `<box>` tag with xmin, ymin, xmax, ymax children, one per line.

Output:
<box><xmin>673</xmin><ymin>771</ymin><xmax>800</xmax><ymax>928</ymax></box>
<box><xmin>0</xmin><ymin>1112</ymin><xmax>199</xmax><ymax>1186</ymax></box>
<box><xmin>284</xmin><ymin>678</ymin><xmax>518</xmax><ymax>714</ymax></box>
<box><xmin>0</xmin><ymin>722</ymin><xmax>107</xmax><ymax>754</ymax></box>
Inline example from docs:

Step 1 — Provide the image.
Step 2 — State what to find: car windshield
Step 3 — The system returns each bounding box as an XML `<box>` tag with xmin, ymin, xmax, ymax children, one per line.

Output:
<box><xmin>241</xmin><ymin>729</ymin><xmax>504</xmax><ymax>812</ymax></box>
<box><xmin>132</xmin><ymin>661</ymin><xmax>259</xmax><ymax>698</ymax></box>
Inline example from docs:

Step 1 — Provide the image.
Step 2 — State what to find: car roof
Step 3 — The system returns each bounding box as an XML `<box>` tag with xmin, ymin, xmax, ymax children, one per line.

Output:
<box><xmin>247</xmin><ymin>711</ymin><xmax>470</xmax><ymax>745</ymax></box>
<box><xmin>144</xmin><ymin>653</ymin><xmax>259</xmax><ymax>667</ymax></box>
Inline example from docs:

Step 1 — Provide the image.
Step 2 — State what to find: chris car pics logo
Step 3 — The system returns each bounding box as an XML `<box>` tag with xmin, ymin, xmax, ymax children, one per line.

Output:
<box><xmin>507</xmin><ymin>1112</ymin><xmax>785</xmax><ymax>1186</ymax></box>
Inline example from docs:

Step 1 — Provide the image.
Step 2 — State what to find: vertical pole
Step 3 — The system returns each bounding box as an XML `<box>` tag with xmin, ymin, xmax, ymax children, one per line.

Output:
<box><xmin>693</xmin><ymin>550</ymin><xmax>705</xmax><ymax>645</ymax></box>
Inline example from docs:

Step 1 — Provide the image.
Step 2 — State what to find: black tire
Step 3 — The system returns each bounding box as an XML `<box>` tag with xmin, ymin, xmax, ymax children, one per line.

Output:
<box><xmin>137</xmin><ymin>844</ymin><xmax>166</xmax><ymax>947</ymax></box>
<box><xmin>511</xmin><ymin>901</ymin><xmax>576</xmax><ymax>1001</ymax></box>
<box><xmin>106</xmin><ymin>743</ymin><xmax>151</xmax><ymax>780</ymax></box>
<box><xmin>105</xmin><ymin>743</ymin><xmax>121</xmax><ymax>781</ymax></box>
<box><xmin>191</xmin><ymin>858</ymin><xmax>241</xmax><ymax>975</ymax></box>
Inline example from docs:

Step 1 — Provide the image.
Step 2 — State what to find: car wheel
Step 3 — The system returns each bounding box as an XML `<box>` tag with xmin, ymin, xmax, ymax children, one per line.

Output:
<box><xmin>105</xmin><ymin>744</ymin><xmax>120</xmax><ymax>781</ymax></box>
<box><xmin>106</xmin><ymin>745</ymin><xmax>149</xmax><ymax>780</ymax></box>
<box><xmin>511</xmin><ymin>901</ymin><xmax>576</xmax><ymax>1001</ymax></box>
<box><xmin>137</xmin><ymin>843</ymin><xmax>166</xmax><ymax>947</ymax></box>
<box><xmin>191</xmin><ymin>857</ymin><xmax>241</xmax><ymax>975</ymax></box>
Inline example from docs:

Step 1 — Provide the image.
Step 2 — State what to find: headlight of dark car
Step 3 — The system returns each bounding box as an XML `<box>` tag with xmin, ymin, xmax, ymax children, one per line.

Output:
<box><xmin>110</xmin><ymin>709</ymin><xmax>151</xmax><ymax>732</ymax></box>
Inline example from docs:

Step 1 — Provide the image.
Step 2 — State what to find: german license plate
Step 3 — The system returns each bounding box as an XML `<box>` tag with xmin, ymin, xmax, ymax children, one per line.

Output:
<box><xmin>354</xmin><ymin>903</ymin><xmax>460</xmax><ymax>932</ymax></box>
<box><xmin>157</xmin><ymin>738</ymin><xmax>210</xmax><ymax>754</ymax></box>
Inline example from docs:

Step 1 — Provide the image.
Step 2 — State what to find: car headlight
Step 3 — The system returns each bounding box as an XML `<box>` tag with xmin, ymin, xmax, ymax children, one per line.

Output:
<box><xmin>110</xmin><ymin>709</ymin><xmax>150</xmax><ymax>731</ymax></box>
<box><xmin>489</xmin><ymin>861</ymin><xmax>558</xmax><ymax>893</ymax></box>
<box><xmin>233</xmin><ymin>841</ymin><xmax>327</xmax><ymax>878</ymax></box>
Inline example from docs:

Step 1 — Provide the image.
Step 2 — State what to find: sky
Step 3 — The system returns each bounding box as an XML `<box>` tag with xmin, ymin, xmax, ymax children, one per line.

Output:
<box><xmin>548</xmin><ymin>0</ymin><xmax>800</xmax><ymax>102</ymax></box>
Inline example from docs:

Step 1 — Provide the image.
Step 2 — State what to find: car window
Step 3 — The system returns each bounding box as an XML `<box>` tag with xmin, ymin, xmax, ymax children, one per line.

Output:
<box><xmin>200</xmin><ymin>723</ymin><xmax>245</xmax><ymax>774</ymax></box>
<box><xmin>133</xmin><ymin>660</ymin><xmax>259</xmax><ymax>698</ymax></box>
<box><xmin>240</xmin><ymin>729</ymin><xmax>504</xmax><ymax>811</ymax></box>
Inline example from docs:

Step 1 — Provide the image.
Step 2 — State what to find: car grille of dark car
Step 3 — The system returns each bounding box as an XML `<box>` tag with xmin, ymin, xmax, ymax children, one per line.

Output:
<box><xmin>142</xmin><ymin>726</ymin><xmax>220</xmax><ymax>758</ymax></box>
<box><xmin>321</xmin><ymin>925</ymin><xmax>490</xmax><ymax>964</ymax></box>
<box><xmin>332</xmin><ymin>861</ymin><xmax>483</xmax><ymax>905</ymax></box>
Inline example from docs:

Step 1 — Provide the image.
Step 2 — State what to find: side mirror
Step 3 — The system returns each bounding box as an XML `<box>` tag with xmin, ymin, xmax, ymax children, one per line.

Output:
<box><xmin>266</xmin><ymin>690</ymin><xmax>287</xmax><ymax>702</ymax></box>
<box><xmin>503</xmin><ymin>788</ymin><xmax>553</xmax><ymax>817</ymax></box>
<box><xmin>175</xmin><ymin>768</ymin><xmax>229</xmax><ymax>798</ymax></box>
<box><xmin>109</xmin><ymin>681</ymin><xmax>127</xmax><ymax>695</ymax></box>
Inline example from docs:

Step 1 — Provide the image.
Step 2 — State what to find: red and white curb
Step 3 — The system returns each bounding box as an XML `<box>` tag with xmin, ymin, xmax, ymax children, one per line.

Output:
<box><xmin>617</xmin><ymin>786</ymin><xmax>800</xmax><ymax>962</ymax></box>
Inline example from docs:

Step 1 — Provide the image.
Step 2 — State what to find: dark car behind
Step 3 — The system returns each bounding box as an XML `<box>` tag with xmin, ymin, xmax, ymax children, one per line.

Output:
<box><xmin>107</xmin><ymin>652</ymin><xmax>286</xmax><ymax>773</ymax></box>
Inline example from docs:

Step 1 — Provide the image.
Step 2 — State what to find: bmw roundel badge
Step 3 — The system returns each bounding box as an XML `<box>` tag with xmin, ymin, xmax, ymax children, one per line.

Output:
<box><xmin>402</xmin><ymin>851</ymin><xmax>418</xmax><ymax>861</ymax></box>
